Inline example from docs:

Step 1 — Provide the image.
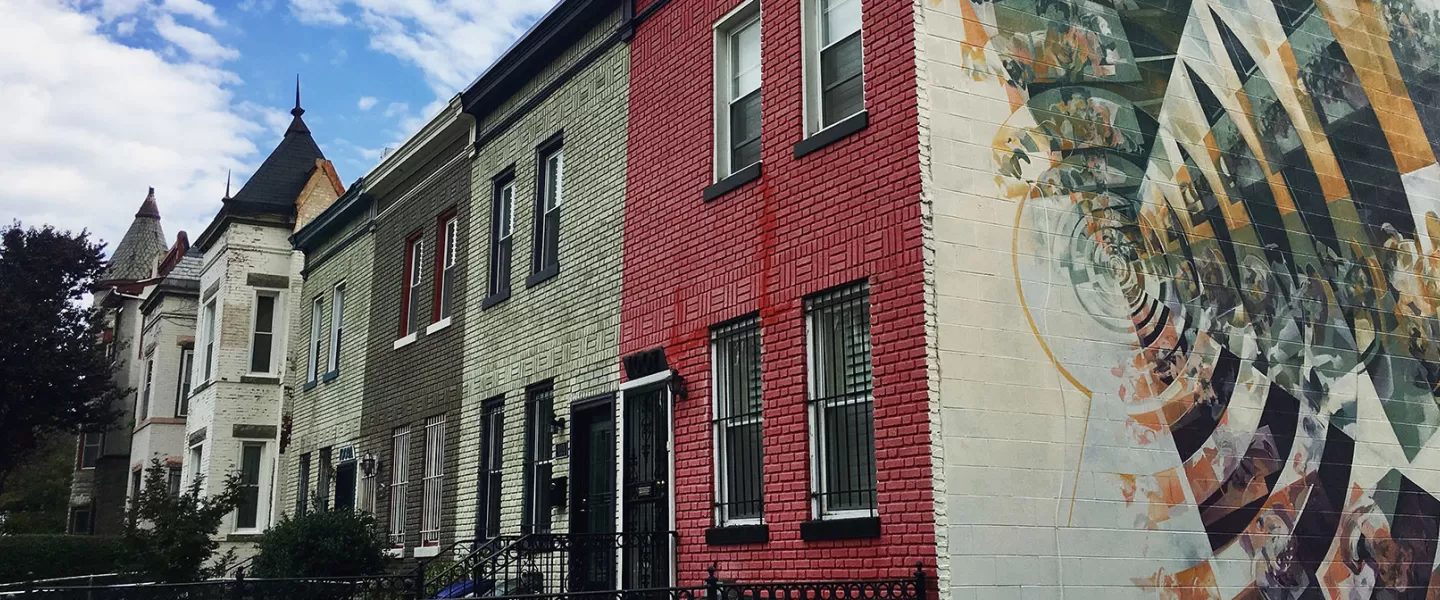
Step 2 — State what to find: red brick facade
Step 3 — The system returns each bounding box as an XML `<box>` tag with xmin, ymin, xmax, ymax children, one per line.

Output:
<box><xmin>621</xmin><ymin>0</ymin><xmax>935</xmax><ymax>583</ymax></box>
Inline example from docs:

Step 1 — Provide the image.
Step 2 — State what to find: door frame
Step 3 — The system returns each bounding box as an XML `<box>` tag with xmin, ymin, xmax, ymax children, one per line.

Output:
<box><xmin>569</xmin><ymin>393</ymin><xmax>616</xmax><ymax>534</ymax></box>
<box><xmin>616</xmin><ymin>370</ymin><xmax>676</xmax><ymax>587</ymax></box>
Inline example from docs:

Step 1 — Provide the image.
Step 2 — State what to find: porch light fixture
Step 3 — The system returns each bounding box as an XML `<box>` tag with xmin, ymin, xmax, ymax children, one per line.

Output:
<box><xmin>360</xmin><ymin>453</ymin><xmax>378</xmax><ymax>477</ymax></box>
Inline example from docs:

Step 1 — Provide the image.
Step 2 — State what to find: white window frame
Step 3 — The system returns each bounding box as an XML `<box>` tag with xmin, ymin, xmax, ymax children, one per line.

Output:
<box><xmin>234</xmin><ymin>442</ymin><xmax>270</xmax><ymax>532</ymax></box>
<box><xmin>801</xmin><ymin>0</ymin><xmax>865</xmax><ymax>135</ymax></box>
<box><xmin>804</xmin><ymin>282</ymin><xmax>877</xmax><ymax>520</ymax></box>
<box><xmin>176</xmin><ymin>348</ymin><xmax>194</xmax><ymax>416</ymax></box>
<box><xmin>248</xmin><ymin>290</ymin><xmax>283</xmax><ymax>375</ymax></box>
<box><xmin>329</xmin><ymin>283</ymin><xmax>345</xmax><ymax>374</ymax></box>
<box><xmin>420</xmin><ymin>415</ymin><xmax>446</xmax><ymax>548</ymax></box>
<box><xmin>308</xmin><ymin>296</ymin><xmax>324</xmax><ymax>383</ymax></box>
<box><xmin>710</xmin><ymin>317</ymin><xmax>764</xmax><ymax>526</ymax></box>
<box><xmin>713</xmin><ymin>1</ymin><xmax>763</xmax><ymax>180</ymax></box>
<box><xmin>201</xmin><ymin>299</ymin><xmax>218</xmax><ymax>382</ymax></box>
<box><xmin>389</xmin><ymin>427</ymin><xmax>411</xmax><ymax>548</ymax></box>
<box><xmin>80</xmin><ymin>433</ymin><xmax>103</xmax><ymax>470</ymax></box>
<box><xmin>139</xmin><ymin>356</ymin><xmax>155</xmax><ymax>421</ymax></box>
<box><xmin>188</xmin><ymin>443</ymin><xmax>204</xmax><ymax>487</ymax></box>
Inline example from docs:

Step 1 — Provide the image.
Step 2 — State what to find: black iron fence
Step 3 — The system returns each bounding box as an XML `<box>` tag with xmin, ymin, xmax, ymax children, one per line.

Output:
<box><xmin>1</xmin><ymin>573</ymin><xmax>416</xmax><ymax>600</ymax></box>
<box><xmin>419</xmin><ymin>532</ymin><xmax>678</xmax><ymax>599</ymax></box>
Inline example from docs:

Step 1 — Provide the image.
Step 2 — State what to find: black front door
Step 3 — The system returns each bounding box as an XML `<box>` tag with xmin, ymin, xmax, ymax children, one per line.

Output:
<box><xmin>570</xmin><ymin>403</ymin><xmax>616</xmax><ymax>591</ymax></box>
<box><xmin>622</xmin><ymin>386</ymin><xmax>670</xmax><ymax>589</ymax></box>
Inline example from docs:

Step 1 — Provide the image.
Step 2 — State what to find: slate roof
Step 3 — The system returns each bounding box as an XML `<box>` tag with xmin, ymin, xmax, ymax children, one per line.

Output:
<box><xmin>226</xmin><ymin>103</ymin><xmax>325</xmax><ymax>213</ymax></box>
<box><xmin>103</xmin><ymin>188</ymin><xmax>167</xmax><ymax>283</ymax></box>
<box><xmin>164</xmin><ymin>250</ymin><xmax>203</xmax><ymax>283</ymax></box>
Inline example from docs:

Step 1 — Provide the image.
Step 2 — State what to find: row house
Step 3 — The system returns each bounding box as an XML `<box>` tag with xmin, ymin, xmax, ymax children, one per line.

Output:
<box><xmin>183</xmin><ymin>93</ymin><xmax>344</xmax><ymax>558</ymax></box>
<box><xmin>271</xmin><ymin>0</ymin><xmax>1440</xmax><ymax>595</ymax></box>
<box><xmin>70</xmin><ymin>190</ymin><xmax>175</xmax><ymax>535</ymax></box>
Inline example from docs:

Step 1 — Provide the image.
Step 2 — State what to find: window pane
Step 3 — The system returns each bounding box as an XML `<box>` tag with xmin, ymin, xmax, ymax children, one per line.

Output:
<box><xmin>823</xmin><ymin>400</ymin><xmax>875</xmax><ymax>511</ymax></box>
<box><xmin>730</xmin><ymin>91</ymin><xmax>762</xmax><ymax>169</ymax></box>
<box><xmin>421</xmin><ymin>415</ymin><xmax>445</xmax><ymax>546</ymax></box>
<box><xmin>310</xmin><ymin>299</ymin><xmax>323</xmax><ymax>381</ymax></box>
<box><xmin>330</xmin><ymin>285</ymin><xmax>345</xmax><ymax>372</ymax></box>
<box><xmin>724</xmin><ymin>422</ymin><xmax>763</xmax><ymax>520</ymax></box>
<box><xmin>806</xmin><ymin>283</ymin><xmax>877</xmax><ymax>516</ymax></box>
<box><xmin>731</xmin><ymin>19</ymin><xmax>761</xmax><ymax>98</ymax></box>
<box><xmin>713</xmin><ymin>319</ymin><xmax>763</xmax><ymax>523</ymax></box>
<box><xmin>821</xmin><ymin>0</ymin><xmax>861</xmax><ymax>45</ymax></box>
<box><xmin>500</xmin><ymin>185</ymin><xmax>514</xmax><ymax>239</ymax></box>
<box><xmin>821</xmin><ymin>33</ymin><xmax>864</xmax><ymax>127</ymax></box>
<box><xmin>390</xmin><ymin>428</ymin><xmax>410</xmax><ymax>546</ymax></box>
<box><xmin>254</xmin><ymin>295</ymin><xmax>275</xmax><ymax>334</ymax></box>
<box><xmin>178</xmin><ymin>350</ymin><xmax>193</xmax><ymax>415</ymax></box>
<box><xmin>524</xmin><ymin>386</ymin><xmax>554</xmax><ymax>533</ymax></box>
<box><xmin>544</xmin><ymin>152</ymin><xmax>564</xmax><ymax>211</ymax></box>
<box><xmin>237</xmin><ymin>444</ymin><xmax>262</xmax><ymax>529</ymax></box>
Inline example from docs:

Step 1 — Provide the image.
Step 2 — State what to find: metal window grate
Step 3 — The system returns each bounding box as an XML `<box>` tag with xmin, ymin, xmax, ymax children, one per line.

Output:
<box><xmin>523</xmin><ymin>385</ymin><xmax>555</xmax><ymax>534</ymax></box>
<box><xmin>805</xmin><ymin>282</ymin><xmax>877</xmax><ymax>516</ymax></box>
<box><xmin>480</xmin><ymin>399</ymin><xmax>505</xmax><ymax>539</ymax></box>
<box><xmin>711</xmin><ymin>317</ymin><xmax>764</xmax><ymax>524</ymax></box>
<box><xmin>389</xmin><ymin>427</ymin><xmax>410</xmax><ymax>547</ymax></box>
<box><xmin>420</xmin><ymin>415</ymin><xmax>446</xmax><ymax>547</ymax></box>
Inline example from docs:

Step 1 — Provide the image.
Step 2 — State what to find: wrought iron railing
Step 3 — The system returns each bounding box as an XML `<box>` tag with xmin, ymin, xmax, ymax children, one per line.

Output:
<box><xmin>419</xmin><ymin>532</ymin><xmax>677</xmax><ymax>599</ymax></box>
<box><xmin>416</xmin><ymin>535</ymin><xmax>516</xmax><ymax>599</ymax></box>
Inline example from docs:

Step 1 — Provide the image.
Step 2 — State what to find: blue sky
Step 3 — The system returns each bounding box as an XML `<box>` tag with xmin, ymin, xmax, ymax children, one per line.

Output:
<box><xmin>0</xmin><ymin>0</ymin><xmax>557</xmax><ymax>256</ymax></box>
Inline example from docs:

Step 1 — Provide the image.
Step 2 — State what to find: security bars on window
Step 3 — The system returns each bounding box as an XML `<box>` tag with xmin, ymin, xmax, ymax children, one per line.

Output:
<box><xmin>817</xmin><ymin>0</ymin><xmax>863</xmax><ymax>128</ymax></box>
<box><xmin>421</xmin><ymin>414</ymin><xmax>446</xmax><ymax>547</ymax></box>
<box><xmin>805</xmin><ymin>282</ymin><xmax>877</xmax><ymax>517</ymax></box>
<box><xmin>389</xmin><ymin>427</ymin><xmax>410</xmax><ymax>547</ymax></box>
<box><xmin>479</xmin><ymin>399</ymin><xmax>505</xmax><ymax>539</ymax></box>
<box><xmin>523</xmin><ymin>385</ymin><xmax>555</xmax><ymax>534</ymax></box>
<box><xmin>712</xmin><ymin>317</ymin><xmax>764</xmax><ymax>524</ymax></box>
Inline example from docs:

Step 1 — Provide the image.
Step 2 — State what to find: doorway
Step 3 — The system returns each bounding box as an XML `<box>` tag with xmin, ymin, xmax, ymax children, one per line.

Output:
<box><xmin>621</xmin><ymin>385</ymin><xmax>670</xmax><ymax>589</ymax></box>
<box><xmin>570</xmin><ymin>399</ymin><xmax>616</xmax><ymax>591</ymax></box>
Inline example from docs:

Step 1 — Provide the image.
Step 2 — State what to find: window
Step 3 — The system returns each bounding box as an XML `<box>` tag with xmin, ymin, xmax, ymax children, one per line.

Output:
<box><xmin>389</xmin><ymin>427</ymin><xmax>410</xmax><ymax>547</ymax></box>
<box><xmin>329</xmin><ymin>283</ymin><xmax>345</xmax><ymax>373</ymax></box>
<box><xmin>298</xmin><ymin>453</ymin><xmax>311</xmax><ymax>515</ymax></box>
<box><xmin>487</xmin><ymin>176</ymin><xmax>515</xmax><ymax>300</ymax></box>
<box><xmin>176</xmin><ymin>349</ymin><xmax>194</xmax><ymax>416</ymax></box>
<box><xmin>168</xmin><ymin>467</ymin><xmax>183</xmax><ymax>497</ymax></box>
<box><xmin>400</xmin><ymin>237</ymin><xmax>424</xmax><ymax>338</ymax></box>
<box><xmin>805</xmin><ymin>282</ymin><xmax>876</xmax><ymax>517</ymax></box>
<box><xmin>318</xmin><ymin>447</ymin><xmax>332</xmax><ymax>511</ymax></box>
<box><xmin>189</xmin><ymin>444</ymin><xmax>203</xmax><ymax>485</ymax></box>
<box><xmin>712</xmin><ymin>317</ymin><xmax>764</xmax><ymax>524</ymax></box>
<box><xmin>130</xmin><ymin>470</ymin><xmax>142</xmax><ymax>510</ymax></box>
<box><xmin>715</xmin><ymin>3</ymin><xmax>762</xmax><ymax>178</ymax></box>
<box><xmin>478</xmin><ymin>399</ymin><xmax>504</xmax><ymax>539</ymax></box>
<box><xmin>359</xmin><ymin>456</ymin><xmax>377</xmax><ymax>514</ymax></box>
<box><xmin>308</xmin><ymin>297</ymin><xmax>324</xmax><ymax>383</ymax></box>
<box><xmin>79</xmin><ymin>433</ymin><xmax>102</xmax><ymax>469</ymax></box>
<box><xmin>436</xmin><ymin>213</ymin><xmax>459</xmax><ymax>321</ymax></box>
<box><xmin>202</xmin><ymin>300</ymin><xmax>217</xmax><ymax>380</ymax></box>
<box><xmin>70</xmin><ymin>506</ymin><xmax>94</xmax><ymax>535</ymax></box>
<box><xmin>531</xmin><ymin>144</ymin><xmax>563</xmax><ymax>279</ymax></box>
<box><xmin>421</xmin><ymin>415</ymin><xmax>446</xmax><ymax>547</ymax></box>
<box><xmin>250</xmin><ymin>292</ymin><xmax>279</xmax><ymax>374</ymax></box>
<box><xmin>236</xmin><ymin>443</ymin><xmax>264</xmax><ymax>530</ymax></box>
<box><xmin>139</xmin><ymin>358</ymin><xmax>154</xmax><ymax>421</ymax></box>
<box><xmin>805</xmin><ymin>0</ymin><xmax>864</xmax><ymax>131</ymax></box>
<box><xmin>522</xmin><ymin>384</ymin><xmax>555</xmax><ymax>534</ymax></box>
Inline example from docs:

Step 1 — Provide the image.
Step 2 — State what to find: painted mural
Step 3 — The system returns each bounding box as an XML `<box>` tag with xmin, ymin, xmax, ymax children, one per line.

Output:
<box><xmin>968</xmin><ymin>0</ymin><xmax>1440</xmax><ymax>592</ymax></box>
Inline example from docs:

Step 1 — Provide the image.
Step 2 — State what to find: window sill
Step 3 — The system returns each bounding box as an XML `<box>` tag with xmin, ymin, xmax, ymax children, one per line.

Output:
<box><xmin>322</xmin><ymin>371</ymin><xmax>339</xmax><ymax>384</ymax></box>
<box><xmin>393</xmin><ymin>333</ymin><xmax>418</xmax><ymax>350</ymax></box>
<box><xmin>481</xmin><ymin>291</ymin><xmax>510</xmax><ymax>311</ymax></box>
<box><xmin>793</xmin><ymin>110</ymin><xmax>869</xmax><ymax>159</ymax></box>
<box><xmin>525</xmin><ymin>264</ymin><xmax>559</xmax><ymax>288</ymax></box>
<box><xmin>705</xmin><ymin>523</ymin><xmax>769</xmax><ymax>545</ymax></box>
<box><xmin>413</xmin><ymin>545</ymin><xmax>440</xmax><ymax>558</ymax></box>
<box><xmin>425</xmin><ymin>317</ymin><xmax>452</xmax><ymax>335</ymax></box>
<box><xmin>227</xmin><ymin>533</ymin><xmax>263</xmax><ymax>543</ymax></box>
<box><xmin>192</xmin><ymin>380</ymin><xmax>215</xmax><ymax>396</ymax></box>
<box><xmin>240</xmin><ymin>375</ymin><xmax>281</xmax><ymax>385</ymax></box>
<box><xmin>303</xmin><ymin>380</ymin><xmax>318</xmax><ymax>391</ymax></box>
<box><xmin>799</xmin><ymin>516</ymin><xmax>880</xmax><ymax>541</ymax></box>
<box><xmin>385</xmin><ymin>547</ymin><xmax>405</xmax><ymax>558</ymax></box>
<box><xmin>703</xmin><ymin>162</ymin><xmax>762</xmax><ymax>202</ymax></box>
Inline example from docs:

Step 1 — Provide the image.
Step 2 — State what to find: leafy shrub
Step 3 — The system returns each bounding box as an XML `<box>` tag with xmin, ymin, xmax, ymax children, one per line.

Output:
<box><xmin>250</xmin><ymin>506</ymin><xmax>388</xmax><ymax>578</ymax></box>
<box><xmin>0</xmin><ymin>535</ymin><xmax>126</xmax><ymax>583</ymax></box>
<box><xmin>120</xmin><ymin>459</ymin><xmax>243</xmax><ymax>583</ymax></box>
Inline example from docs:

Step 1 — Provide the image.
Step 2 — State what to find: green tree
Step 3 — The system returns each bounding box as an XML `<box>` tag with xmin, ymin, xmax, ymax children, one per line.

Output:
<box><xmin>0</xmin><ymin>222</ymin><xmax>121</xmax><ymax>497</ymax></box>
<box><xmin>0</xmin><ymin>434</ymin><xmax>73</xmax><ymax>534</ymax></box>
<box><xmin>250</xmin><ymin>506</ymin><xmax>389</xmax><ymax>578</ymax></box>
<box><xmin>119</xmin><ymin>460</ymin><xmax>243</xmax><ymax>582</ymax></box>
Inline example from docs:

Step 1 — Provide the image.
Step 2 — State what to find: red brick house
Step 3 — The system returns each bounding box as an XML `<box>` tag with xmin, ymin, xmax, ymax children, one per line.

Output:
<box><xmin>619</xmin><ymin>0</ymin><xmax>936</xmax><ymax>584</ymax></box>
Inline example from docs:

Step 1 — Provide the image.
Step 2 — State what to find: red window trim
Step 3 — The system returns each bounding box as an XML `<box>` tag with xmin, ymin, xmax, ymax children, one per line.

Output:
<box><xmin>399</xmin><ymin>230</ymin><xmax>424</xmax><ymax>338</ymax></box>
<box><xmin>432</xmin><ymin>207</ymin><xmax>459</xmax><ymax>322</ymax></box>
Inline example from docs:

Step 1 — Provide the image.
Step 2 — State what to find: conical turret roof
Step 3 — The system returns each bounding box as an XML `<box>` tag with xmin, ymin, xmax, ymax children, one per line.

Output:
<box><xmin>227</xmin><ymin>77</ymin><xmax>325</xmax><ymax>211</ymax></box>
<box><xmin>103</xmin><ymin>187</ymin><xmax>168</xmax><ymax>282</ymax></box>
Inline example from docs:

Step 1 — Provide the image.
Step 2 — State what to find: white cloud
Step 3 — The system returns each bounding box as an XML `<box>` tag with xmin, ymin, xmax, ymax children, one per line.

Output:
<box><xmin>357</xmin><ymin>96</ymin><xmax>377</xmax><ymax>110</ymax></box>
<box><xmin>154</xmin><ymin>14</ymin><xmax>238</xmax><ymax>63</ymax></box>
<box><xmin>159</xmin><ymin>0</ymin><xmax>222</xmax><ymax>25</ymax></box>
<box><xmin>381</xmin><ymin>101</ymin><xmax>408</xmax><ymax>118</ymax></box>
<box><xmin>115</xmin><ymin>18</ymin><xmax>137</xmax><ymax>35</ymax></box>
<box><xmin>0</xmin><ymin>0</ymin><xmax>273</xmax><ymax>260</ymax></box>
<box><xmin>290</xmin><ymin>0</ymin><xmax>347</xmax><ymax>25</ymax></box>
